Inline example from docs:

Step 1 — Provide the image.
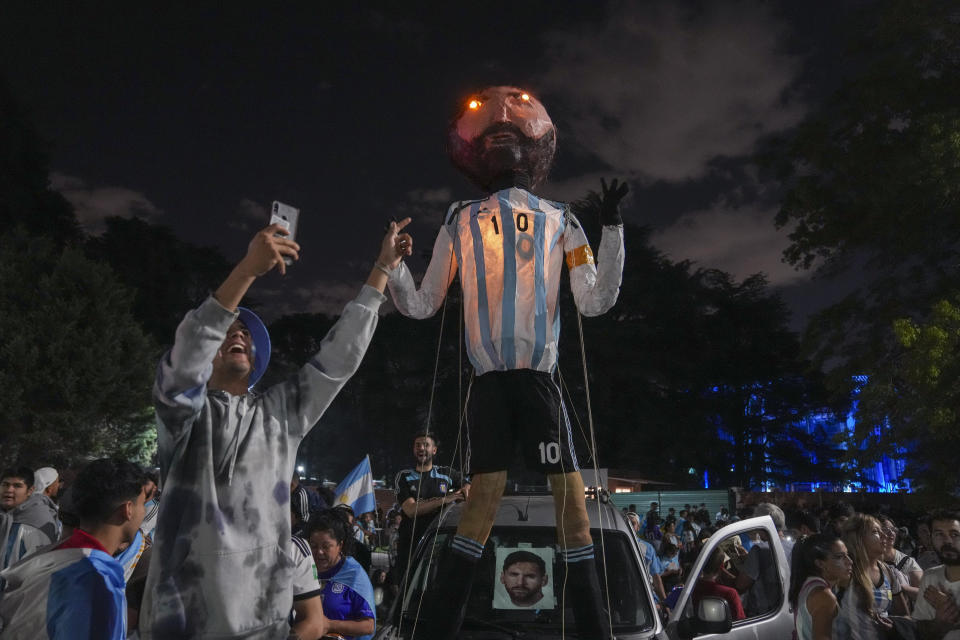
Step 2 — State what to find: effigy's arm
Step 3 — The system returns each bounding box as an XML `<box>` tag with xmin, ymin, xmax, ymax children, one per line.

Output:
<box><xmin>566</xmin><ymin>215</ymin><xmax>624</xmax><ymax>317</ymax></box>
<box><xmin>387</xmin><ymin>225</ymin><xmax>458</xmax><ymax>319</ymax></box>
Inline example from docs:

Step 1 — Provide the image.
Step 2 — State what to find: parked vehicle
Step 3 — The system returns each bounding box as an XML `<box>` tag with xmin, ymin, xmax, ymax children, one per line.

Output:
<box><xmin>666</xmin><ymin>515</ymin><xmax>794</xmax><ymax>639</ymax></box>
<box><xmin>374</xmin><ymin>494</ymin><xmax>793</xmax><ymax>639</ymax></box>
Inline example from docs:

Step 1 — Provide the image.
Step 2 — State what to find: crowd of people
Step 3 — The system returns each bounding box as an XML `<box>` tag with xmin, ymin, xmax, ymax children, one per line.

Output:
<box><xmin>0</xmin><ymin>213</ymin><xmax>412</xmax><ymax>640</ymax></box>
<box><xmin>0</xmin><ymin>459</ymin><xmax>401</xmax><ymax>639</ymax></box>
<box><xmin>0</xmin><ymin>429</ymin><xmax>462</xmax><ymax>639</ymax></box>
<box><xmin>625</xmin><ymin>499</ymin><xmax>960</xmax><ymax>639</ymax></box>
<box><xmin>7</xmin><ymin>453</ymin><xmax>960</xmax><ymax>640</ymax></box>
<box><xmin>0</xmin><ymin>214</ymin><xmax>465</xmax><ymax>640</ymax></box>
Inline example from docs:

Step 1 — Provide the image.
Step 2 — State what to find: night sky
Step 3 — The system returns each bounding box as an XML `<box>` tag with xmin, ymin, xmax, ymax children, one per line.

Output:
<box><xmin>2</xmin><ymin>2</ymin><xmax>861</xmax><ymax>326</ymax></box>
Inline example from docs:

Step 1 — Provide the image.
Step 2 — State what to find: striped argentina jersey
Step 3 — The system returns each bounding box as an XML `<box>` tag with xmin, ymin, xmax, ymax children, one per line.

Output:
<box><xmin>388</xmin><ymin>187</ymin><xmax>625</xmax><ymax>374</ymax></box>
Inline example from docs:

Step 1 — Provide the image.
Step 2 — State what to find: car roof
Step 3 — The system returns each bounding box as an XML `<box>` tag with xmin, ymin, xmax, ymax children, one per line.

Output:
<box><xmin>429</xmin><ymin>495</ymin><xmax>631</xmax><ymax>533</ymax></box>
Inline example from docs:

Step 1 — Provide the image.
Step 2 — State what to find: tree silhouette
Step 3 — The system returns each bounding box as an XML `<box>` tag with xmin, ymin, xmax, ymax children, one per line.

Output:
<box><xmin>0</xmin><ymin>230</ymin><xmax>155</xmax><ymax>467</ymax></box>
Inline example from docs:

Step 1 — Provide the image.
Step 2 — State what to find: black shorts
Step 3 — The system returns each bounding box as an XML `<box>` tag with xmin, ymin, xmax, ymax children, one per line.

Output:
<box><xmin>466</xmin><ymin>369</ymin><xmax>579</xmax><ymax>474</ymax></box>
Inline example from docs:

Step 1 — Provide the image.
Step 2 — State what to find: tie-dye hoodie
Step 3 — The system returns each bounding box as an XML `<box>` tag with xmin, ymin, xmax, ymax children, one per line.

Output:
<box><xmin>140</xmin><ymin>286</ymin><xmax>383</xmax><ymax>639</ymax></box>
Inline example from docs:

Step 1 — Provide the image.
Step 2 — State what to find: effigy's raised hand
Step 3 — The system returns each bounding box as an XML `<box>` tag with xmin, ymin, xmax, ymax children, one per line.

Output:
<box><xmin>598</xmin><ymin>178</ymin><xmax>629</xmax><ymax>226</ymax></box>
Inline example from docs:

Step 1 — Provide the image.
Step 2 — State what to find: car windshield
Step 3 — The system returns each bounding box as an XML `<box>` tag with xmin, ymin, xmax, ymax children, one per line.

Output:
<box><xmin>399</xmin><ymin>526</ymin><xmax>654</xmax><ymax>635</ymax></box>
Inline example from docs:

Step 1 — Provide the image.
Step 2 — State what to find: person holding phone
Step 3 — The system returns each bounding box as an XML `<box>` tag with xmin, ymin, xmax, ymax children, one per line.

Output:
<box><xmin>139</xmin><ymin>219</ymin><xmax>411</xmax><ymax>640</ymax></box>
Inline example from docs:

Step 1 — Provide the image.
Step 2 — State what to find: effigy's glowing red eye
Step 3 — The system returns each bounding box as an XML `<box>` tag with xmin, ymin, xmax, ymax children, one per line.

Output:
<box><xmin>468</xmin><ymin>99</ymin><xmax>481</xmax><ymax>110</ymax></box>
<box><xmin>521</xmin><ymin>93</ymin><xmax>530</xmax><ymax>101</ymax></box>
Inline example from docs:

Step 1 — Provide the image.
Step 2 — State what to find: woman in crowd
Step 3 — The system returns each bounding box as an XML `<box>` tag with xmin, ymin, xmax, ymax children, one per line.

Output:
<box><xmin>307</xmin><ymin>511</ymin><xmax>376</xmax><ymax>640</ymax></box>
<box><xmin>790</xmin><ymin>532</ymin><xmax>852</xmax><ymax>640</ymax></box>
<box><xmin>835</xmin><ymin>514</ymin><xmax>909</xmax><ymax>640</ymax></box>
<box><xmin>878</xmin><ymin>514</ymin><xmax>922</xmax><ymax>603</ymax></box>
<box><xmin>662</xmin><ymin>518</ymin><xmax>680</xmax><ymax>549</ymax></box>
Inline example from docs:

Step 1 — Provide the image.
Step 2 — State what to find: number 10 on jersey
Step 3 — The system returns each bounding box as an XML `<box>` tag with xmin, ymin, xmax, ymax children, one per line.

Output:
<box><xmin>539</xmin><ymin>441</ymin><xmax>560</xmax><ymax>464</ymax></box>
<box><xmin>489</xmin><ymin>213</ymin><xmax>530</xmax><ymax>235</ymax></box>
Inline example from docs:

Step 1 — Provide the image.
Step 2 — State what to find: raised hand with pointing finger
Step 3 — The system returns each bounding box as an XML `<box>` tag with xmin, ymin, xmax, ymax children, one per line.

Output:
<box><xmin>378</xmin><ymin>217</ymin><xmax>413</xmax><ymax>270</ymax></box>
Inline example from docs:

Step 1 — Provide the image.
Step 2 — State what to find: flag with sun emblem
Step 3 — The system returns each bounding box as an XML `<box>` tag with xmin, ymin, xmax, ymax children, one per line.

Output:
<box><xmin>333</xmin><ymin>456</ymin><xmax>376</xmax><ymax>516</ymax></box>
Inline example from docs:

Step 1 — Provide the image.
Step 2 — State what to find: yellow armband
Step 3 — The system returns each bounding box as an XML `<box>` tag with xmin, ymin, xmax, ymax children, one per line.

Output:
<box><xmin>565</xmin><ymin>245</ymin><xmax>595</xmax><ymax>269</ymax></box>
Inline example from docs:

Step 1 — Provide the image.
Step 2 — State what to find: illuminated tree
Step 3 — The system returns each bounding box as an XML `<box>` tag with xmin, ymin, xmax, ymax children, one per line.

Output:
<box><xmin>762</xmin><ymin>0</ymin><xmax>960</xmax><ymax>487</ymax></box>
<box><xmin>857</xmin><ymin>299</ymin><xmax>960</xmax><ymax>496</ymax></box>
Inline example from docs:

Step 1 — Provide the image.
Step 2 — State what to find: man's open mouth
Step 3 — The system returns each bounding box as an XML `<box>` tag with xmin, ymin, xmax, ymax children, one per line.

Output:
<box><xmin>227</xmin><ymin>344</ymin><xmax>246</xmax><ymax>354</ymax></box>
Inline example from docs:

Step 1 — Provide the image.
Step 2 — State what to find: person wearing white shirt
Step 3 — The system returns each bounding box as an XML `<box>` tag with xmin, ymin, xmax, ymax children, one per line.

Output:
<box><xmin>912</xmin><ymin>511</ymin><xmax>960</xmax><ymax>640</ymax></box>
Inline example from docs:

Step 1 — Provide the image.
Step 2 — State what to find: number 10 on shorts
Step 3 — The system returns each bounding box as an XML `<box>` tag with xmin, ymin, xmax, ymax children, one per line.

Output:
<box><xmin>539</xmin><ymin>441</ymin><xmax>560</xmax><ymax>464</ymax></box>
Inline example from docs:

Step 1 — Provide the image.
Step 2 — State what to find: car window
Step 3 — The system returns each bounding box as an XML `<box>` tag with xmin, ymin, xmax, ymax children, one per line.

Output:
<box><xmin>680</xmin><ymin>527</ymin><xmax>783</xmax><ymax>623</ymax></box>
<box><xmin>401</xmin><ymin>526</ymin><xmax>655</xmax><ymax>634</ymax></box>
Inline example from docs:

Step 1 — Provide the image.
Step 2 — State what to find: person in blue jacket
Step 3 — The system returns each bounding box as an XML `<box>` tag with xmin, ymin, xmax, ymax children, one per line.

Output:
<box><xmin>0</xmin><ymin>459</ymin><xmax>148</xmax><ymax>639</ymax></box>
<box><xmin>306</xmin><ymin>511</ymin><xmax>376</xmax><ymax>640</ymax></box>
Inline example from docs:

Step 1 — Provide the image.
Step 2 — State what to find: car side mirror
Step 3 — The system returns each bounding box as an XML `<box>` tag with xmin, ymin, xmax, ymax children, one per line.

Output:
<box><xmin>677</xmin><ymin>597</ymin><xmax>733</xmax><ymax>638</ymax></box>
<box><xmin>695</xmin><ymin>597</ymin><xmax>733</xmax><ymax>635</ymax></box>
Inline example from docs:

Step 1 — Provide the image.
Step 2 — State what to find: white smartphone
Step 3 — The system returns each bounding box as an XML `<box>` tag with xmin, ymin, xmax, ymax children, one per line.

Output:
<box><xmin>270</xmin><ymin>201</ymin><xmax>300</xmax><ymax>266</ymax></box>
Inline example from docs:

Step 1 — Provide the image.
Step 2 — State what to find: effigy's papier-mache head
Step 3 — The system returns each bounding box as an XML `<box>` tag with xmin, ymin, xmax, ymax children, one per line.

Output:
<box><xmin>447</xmin><ymin>86</ymin><xmax>556</xmax><ymax>192</ymax></box>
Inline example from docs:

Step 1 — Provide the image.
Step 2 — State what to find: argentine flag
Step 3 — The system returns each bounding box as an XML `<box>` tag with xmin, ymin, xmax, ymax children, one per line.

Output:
<box><xmin>334</xmin><ymin>456</ymin><xmax>376</xmax><ymax>516</ymax></box>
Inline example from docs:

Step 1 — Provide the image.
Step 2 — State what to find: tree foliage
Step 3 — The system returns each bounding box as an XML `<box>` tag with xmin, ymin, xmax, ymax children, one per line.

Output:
<box><xmin>0</xmin><ymin>79</ymin><xmax>80</xmax><ymax>247</ymax></box>
<box><xmin>770</xmin><ymin>0</ymin><xmax>960</xmax><ymax>276</ymax></box>
<box><xmin>85</xmin><ymin>217</ymin><xmax>234</xmax><ymax>348</ymax></box>
<box><xmin>761</xmin><ymin>0</ymin><xmax>960</xmax><ymax>493</ymax></box>
<box><xmin>0</xmin><ymin>230</ymin><xmax>156</xmax><ymax>467</ymax></box>
<box><xmin>857</xmin><ymin>298</ymin><xmax>960</xmax><ymax>495</ymax></box>
<box><xmin>559</xmin><ymin>211</ymin><xmax>825</xmax><ymax>488</ymax></box>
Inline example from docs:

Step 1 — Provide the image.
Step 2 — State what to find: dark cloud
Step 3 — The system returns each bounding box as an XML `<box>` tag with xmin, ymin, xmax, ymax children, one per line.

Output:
<box><xmin>651</xmin><ymin>201</ymin><xmax>802</xmax><ymax>286</ymax></box>
<box><xmin>251</xmin><ymin>278</ymin><xmax>396</xmax><ymax>319</ymax></box>
<box><xmin>397</xmin><ymin>187</ymin><xmax>454</xmax><ymax>219</ymax></box>
<box><xmin>405</xmin><ymin>187</ymin><xmax>453</xmax><ymax>208</ymax></box>
<box><xmin>229</xmin><ymin>198</ymin><xmax>270</xmax><ymax>233</ymax></box>
<box><xmin>539</xmin><ymin>1</ymin><xmax>806</xmax><ymax>183</ymax></box>
<box><xmin>8</xmin><ymin>2</ymin><xmax>839</xmax><ymax>325</ymax></box>
<box><xmin>50</xmin><ymin>172</ymin><xmax>163</xmax><ymax>234</ymax></box>
<box><xmin>532</xmin><ymin>2</ymin><xmax>811</xmax><ymax>287</ymax></box>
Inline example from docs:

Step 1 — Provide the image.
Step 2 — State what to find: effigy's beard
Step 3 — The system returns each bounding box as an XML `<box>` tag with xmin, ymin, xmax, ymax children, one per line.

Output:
<box><xmin>448</xmin><ymin>127</ymin><xmax>556</xmax><ymax>193</ymax></box>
